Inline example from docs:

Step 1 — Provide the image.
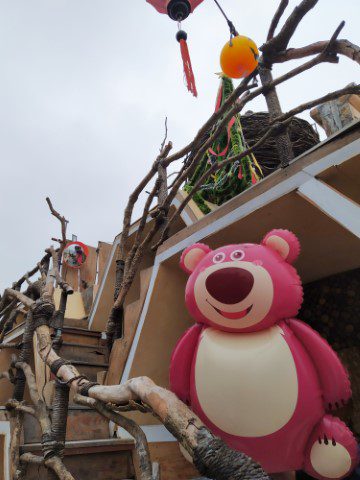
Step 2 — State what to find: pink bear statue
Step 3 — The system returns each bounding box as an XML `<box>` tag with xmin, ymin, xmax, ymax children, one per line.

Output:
<box><xmin>170</xmin><ymin>229</ymin><xmax>358</xmax><ymax>479</ymax></box>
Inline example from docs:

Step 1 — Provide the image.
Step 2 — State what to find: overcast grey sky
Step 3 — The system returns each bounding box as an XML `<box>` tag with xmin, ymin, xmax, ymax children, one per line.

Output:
<box><xmin>0</xmin><ymin>0</ymin><xmax>358</xmax><ymax>291</ymax></box>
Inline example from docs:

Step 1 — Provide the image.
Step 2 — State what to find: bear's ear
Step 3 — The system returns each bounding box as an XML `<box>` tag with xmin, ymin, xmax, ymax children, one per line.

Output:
<box><xmin>180</xmin><ymin>243</ymin><xmax>212</xmax><ymax>274</ymax></box>
<box><xmin>262</xmin><ymin>229</ymin><xmax>300</xmax><ymax>264</ymax></box>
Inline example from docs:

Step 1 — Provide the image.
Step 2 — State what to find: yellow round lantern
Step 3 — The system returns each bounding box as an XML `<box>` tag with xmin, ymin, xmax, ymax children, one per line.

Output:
<box><xmin>220</xmin><ymin>35</ymin><xmax>259</xmax><ymax>79</ymax></box>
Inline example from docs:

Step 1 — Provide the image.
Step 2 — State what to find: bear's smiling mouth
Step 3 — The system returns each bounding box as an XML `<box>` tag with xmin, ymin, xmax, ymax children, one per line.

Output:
<box><xmin>206</xmin><ymin>299</ymin><xmax>253</xmax><ymax>319</ymax></box>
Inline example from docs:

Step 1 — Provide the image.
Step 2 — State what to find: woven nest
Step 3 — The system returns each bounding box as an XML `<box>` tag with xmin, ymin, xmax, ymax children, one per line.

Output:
<box><xmin>241</xmin><ymin>111</ymin><xmax>320</xmax><ymax>175</ymax></box>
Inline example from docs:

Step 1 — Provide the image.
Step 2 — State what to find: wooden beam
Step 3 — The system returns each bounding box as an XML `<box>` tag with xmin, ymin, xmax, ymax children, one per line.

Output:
<box><xmin>297</xmin><ymin>178</ymin><xmax>360</xmax><ymax>238</ymax></box>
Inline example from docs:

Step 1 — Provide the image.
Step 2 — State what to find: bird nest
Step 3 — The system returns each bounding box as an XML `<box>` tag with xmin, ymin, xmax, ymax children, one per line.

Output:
<box><xmin>241</xmin><ymin>111</ymin><xmax>320</xmax><ymax>174</ymax></box>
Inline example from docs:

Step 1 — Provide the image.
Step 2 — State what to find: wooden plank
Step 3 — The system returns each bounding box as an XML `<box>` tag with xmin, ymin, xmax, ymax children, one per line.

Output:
<box><xmin>148</xmin><ymin>442</ymin><xmax>198</xmax><ymax>480</ymax></box>
<box><xmin>106</xmin><ymin>267</ymin><xmax>153</xmax><ymax>385</ymax></box>
<box><xmin>318</xmin><ymin>154</ymin><xmax>360</xmax><ymax>205</ymax></box>
<box><xmin>62</xmin><ymin>262</ymin><xmax>79</xmax><ymax>292</ymax></box>
<box><xmin>79</xmin><ymin>245</ymin><xmax>98</xmax><ymax>289</ymax></box>
<box><xmin>89</xmin><ymin>244</ymin><xmax>119</xmax><ymax>331</ymax></box>
<box><xmin>61</xmin><ymin>329</ymin><xmax>101</xmax><ymax>347</ymax></box>
<box><xmin>23</xmin><ymin>447</ymin><xmax>134</xmax><ymax>480</ymax></box>
<box><xmin>0</xmin><ymin>348</ymin><xmax>17</xmax><ymax>403</ymax></box>
<box><xmin>298</xmin><ymin>179</ymin><xmax>360</xmax><ymax>238</ymax></box>
<box><xmin>97</xmin><ymin>242</ymin><xmax>112</xmax><ymax>285</ymax></box>
<box><xmin>54</xmin><ymin>288</ymin><xmax>87</xmax><ymax>320</ymax></box>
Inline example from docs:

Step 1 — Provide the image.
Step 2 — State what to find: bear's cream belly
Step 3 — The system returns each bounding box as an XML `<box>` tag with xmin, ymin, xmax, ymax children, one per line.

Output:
<box><xmin>194</xmin><ymin>326</ymin><xmax>298</xmax><ymax>437</ymax></box>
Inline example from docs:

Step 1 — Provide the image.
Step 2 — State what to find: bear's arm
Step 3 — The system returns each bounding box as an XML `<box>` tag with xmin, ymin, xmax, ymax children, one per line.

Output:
<box><xmin>169</xmin><ymin>323</ymin><xmax>203</xmax><ymax>405</ymax></box>
<box><xmin>286</xmin><ymin>319</ymin><xmax>351</xmax><ymax>410</ymax></box>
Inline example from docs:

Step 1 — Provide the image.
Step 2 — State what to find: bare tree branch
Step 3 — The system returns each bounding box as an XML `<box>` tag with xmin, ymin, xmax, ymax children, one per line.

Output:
<box><xmin>159</xmin><ymin>117</ymin><xmax>168</xmax><ymax>153</ymax></box>
<box><xmin>7</xmin><ymin>399</ymin><xmax>36</xmax><ymax>417</ymax></box>
<box><xmin>269</xmin><ymin>83</ymin><xmax>360</xmax><ymax>125</ymax></box>
<box><xmin>15</xmin><ymin>361</ymin><xmax>75</xmax><ymax>480</ymax></box>
<box><xmin>267</xmin><ymin>0</ymin><xmax>289</xmax><ymax>41</ymax></box>
<box><xmin>46</xmin><ymin>246</ymin><xmax>74</xmax><ymax>294</ymax></box>
<box><xmin>262</xmin><ymin>0</ymin><xmax>319</xmax><ymax>55</ymax></box>
<box><xmin>10</xmin><ymin>410</ymin><xmax>24</xmax><ymax>480</ymax></box>
<box><xmin>271</xmin><ymin>38</ymin><xmax>360</xmax><ymax>65</ymax></box>
<box><xmin>153</xmin><ymin>82</ymin><xmax>360</xmax><ymax>248</ymax></box>
<box><xmin>46</xmin><ymin>197</ymin><xmax>68</xmax><ymax>256</ymax></box>
<box><xmin>5</xmin><ymin>289</ymin><xmax>34</xmax><ymax>309</ymax></box>
<box><xmin>75</xmin><ymin>394</ymin><xmax>153</xmax><ymax>480</ymax></box>
<box><xmin>118</xmin><ymin>142</ymin><xmax>172</xmax><ymax>261</ymax></box>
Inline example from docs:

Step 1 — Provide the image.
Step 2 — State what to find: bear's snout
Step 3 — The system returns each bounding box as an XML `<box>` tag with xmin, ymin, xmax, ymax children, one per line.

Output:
<box><xmin>205</xmin><ymin>267</ymin><xmax>254</xmax><ymax>304</ymax></box>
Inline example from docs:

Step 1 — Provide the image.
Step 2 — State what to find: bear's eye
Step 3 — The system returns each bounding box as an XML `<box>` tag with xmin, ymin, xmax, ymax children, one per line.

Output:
<box><xmin>213</xmin><ymin>252</ymin><xmax>225</xmax><ymax>263</ymax></box>
<box><xmin>230</xmin><ymin>250</ymin><xmax>245</xmax><ymax>261</ymax></box>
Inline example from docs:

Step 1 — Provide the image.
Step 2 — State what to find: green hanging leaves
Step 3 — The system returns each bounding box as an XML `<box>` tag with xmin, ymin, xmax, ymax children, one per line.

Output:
<box><xmin>184</xmin><ymin>76</ymin><xmax>263</xmax><ymax>213</ymax></box>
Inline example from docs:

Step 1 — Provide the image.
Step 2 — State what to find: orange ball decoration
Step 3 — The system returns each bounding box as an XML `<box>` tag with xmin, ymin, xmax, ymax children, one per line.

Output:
<box><xmin>220</xmin><ymin>35</ymin><xmax>259</xmax><ymax>79</ymax></box>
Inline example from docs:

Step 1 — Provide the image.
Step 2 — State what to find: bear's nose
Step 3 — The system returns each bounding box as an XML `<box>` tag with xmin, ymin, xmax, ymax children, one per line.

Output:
<box><xmin>205</xmin><ymin>267</ymin><xmax>254</xmax><ymax>304</ymax></box>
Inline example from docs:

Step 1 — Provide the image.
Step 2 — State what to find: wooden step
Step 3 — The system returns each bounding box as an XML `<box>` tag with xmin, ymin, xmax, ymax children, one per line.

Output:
<box><xmin>21</xmin><ymin>438</ymin><xmax>136</xmax><ymax>480</ymax></box>
<box><xmin>106</xmin><ymin>267</ymin><xmax>153</xmax><ymax>385</ymax></box>
<box><xmin>23</xmin><ymin>406</ymin><xmax>110</xmax><ymax>443</ymax></box>
<box><xmin>60</xmin><ymin>341</ymin><xmax>107</xmax><ymax>364</ymax></box>
<box><xmin>33</xmin><ymin>326</ymin><xmax>107</xmax><ymax>407</ymax></box>
<box><xmin>63</xmin><ymin>317</ymin><xmax>89</xmax><ymax>329</ymax></box>
<box><xmin>70</xmin><ymin>360</ymin><xmax>109</xmax><ymax>382</ymax></box>
<box><xmin>61</xmin><ymin>326</ymin><xmax>103</xmax><ymax>346</ymax></box>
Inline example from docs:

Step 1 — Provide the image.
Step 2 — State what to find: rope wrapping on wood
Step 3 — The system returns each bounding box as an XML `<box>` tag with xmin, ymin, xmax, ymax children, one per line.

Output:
<box><xmin>193</xmin><ymin>428</ymin><xmax>269</xmax><ymax>480</ymax></box>
<box><xmin>79</xmin><ymin>381</ymin><xmax>100</xmax><ymax>397</ymax></box>
<box><xmin>13</xmin><ymin>311</ymin><xmax>35</xmax><ymax>401</ymax></box>
<box><xmin>50</xmin><ymin>381</ymin><xmax>70</xmax><ymax>457</ymax></box>
<box><xmin>32</xmin><ymin>300</ymin><xmax>55</xmax><ymax>329</ymax></box>
<box><xmin>50</xmin><ymin>358</ymin><xmax>70</xmax><ymax>376</ymax></box>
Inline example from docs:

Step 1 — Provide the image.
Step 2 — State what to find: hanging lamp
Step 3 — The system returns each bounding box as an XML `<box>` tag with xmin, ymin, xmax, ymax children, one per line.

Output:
<box><xmin>146</xmin><ymin>0</ymin><xmax>205</xmax><ymax>96</ymax></box>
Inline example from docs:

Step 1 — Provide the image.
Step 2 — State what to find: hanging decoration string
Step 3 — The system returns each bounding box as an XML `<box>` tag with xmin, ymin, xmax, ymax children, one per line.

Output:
<box><xmin>176</xmin><ymin>23</ymin><xmax>198</xmax><ymax>97</ymax></box>
<box><xmin>212</xmin><ymin>0</ymin><xmax>238</xmax><ymax>38</ymax></box>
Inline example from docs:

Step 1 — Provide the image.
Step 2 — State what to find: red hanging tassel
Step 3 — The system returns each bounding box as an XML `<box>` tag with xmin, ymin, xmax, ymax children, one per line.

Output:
<box><xmin>176</xmin><ymin>30</ymin><xmax>197</xmax><ymax>97</ymax></box>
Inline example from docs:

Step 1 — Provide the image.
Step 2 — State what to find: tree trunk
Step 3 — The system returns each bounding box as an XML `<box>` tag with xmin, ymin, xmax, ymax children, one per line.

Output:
<box><xmin>258</xmin><ymin>64</ymin><xmax>294</xmax><ymax>167</ymax></box>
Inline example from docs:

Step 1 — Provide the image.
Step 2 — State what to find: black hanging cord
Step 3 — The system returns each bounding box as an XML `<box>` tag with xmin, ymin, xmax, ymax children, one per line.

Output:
<box><xmin>213</xmin><ymin>0</ymin><xmax>238</xmax><ymax>36</ymax></box>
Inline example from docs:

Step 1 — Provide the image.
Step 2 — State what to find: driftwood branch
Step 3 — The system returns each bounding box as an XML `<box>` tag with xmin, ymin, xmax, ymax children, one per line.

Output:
<box><xmin>30</xmin><ymin>315</ymin><xmax>268</xmax><ymax>480</ymax></box>
<box><xmin>46</xmin><ymin>246</ymin><xmax>74</xmax><ymax>294</ymax></box>
<box><xmin>5</xmin><ymin>289</ymin><xmax>34</xmax><ymax>309</ymax></box>
<box><xmin>15</xmin><ymin>361</ymin><xmax>75</xmax><ymax>480</ymax></box>
<box><xmin>262</xmin><ymin>0</ymin><xmax>319</xmax><ymax>55</ymax></box>
<box><xmin>159</xmin><ymin>116</ymin><xmax>168</xmax><ymax>153</ymax></box>
<box><xmin>86</xmin><ymin>378</ymin><xmax>269</xmax><ymax>480</ymax></box>
<box><xmin>269</xmin><ymin>83</ymin><xmax>360</xmax><ymax>126</ymax></box>
<box><xmin>46</xmin><ymin>197</ymin><xmax>68</xmax><ymax>255</ymax></box>
<box><xmin>75</xmin><ymin>394</ymin><xmax>153</xmax><ymax>480</ymax></box>
<box><xmin>267</xmin><ymin>0</ymin><xmax>289</xmax><ymax>41</ymax></box>
<box><xmin>271</xmin><ymin>38</ymin><xmax>360</xmax><ymax>65</ymax></box>
<box><xmin>9</xmin><ymin>251</ymin><xmax>51</xmax><ymax>293</ymax></box>
<box><xmin>118</xmin><ymin>141</ymin><xmax>173</xmax><ymax>261</ymax></box>
<box><xmin>7</xmin><ymin>399</ymin><xmax>36</xmax><ymax>417</ymax></box>
<box><xmin>10</xmin><ymin>409</ymin><xmax>24</xmax><ymax>480</ymax></box>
